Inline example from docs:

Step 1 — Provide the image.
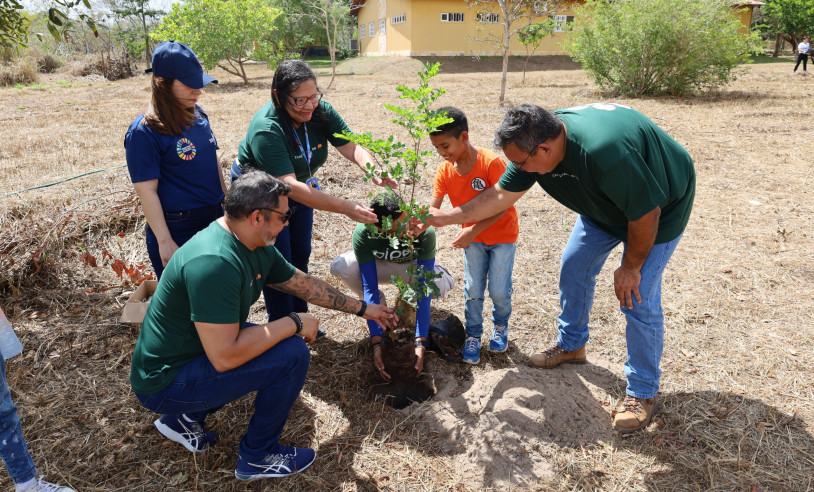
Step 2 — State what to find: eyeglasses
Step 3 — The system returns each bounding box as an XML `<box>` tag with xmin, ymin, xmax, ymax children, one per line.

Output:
<box><xmin>288</xmin><ymin>92</ymin><xmax>323</xmax><ymax>109</ymax></box>
<box><xmin>513</xmin><ymin>148</ymin><xmax>536</xmax><ymax>170</ymax></box>
<box><xmin>258</xmin><ymin>208</ymin><xmax>292</xmax><ymax>223</ymax></box>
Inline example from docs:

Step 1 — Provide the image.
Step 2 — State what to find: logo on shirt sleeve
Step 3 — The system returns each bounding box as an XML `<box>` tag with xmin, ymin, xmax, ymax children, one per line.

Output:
<box><xmin>176</xmin><ymin>138</ymin><xmax>197</xmax><ymax>161</ymax></box>
<box><xmin>471</xmin><ymin>177</ymin><xmax>486</xmax><ymax>191</ymax></box>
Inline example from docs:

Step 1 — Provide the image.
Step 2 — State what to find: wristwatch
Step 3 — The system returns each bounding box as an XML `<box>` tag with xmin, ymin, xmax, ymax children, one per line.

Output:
<box><xmin>414</xmin><ymin>339</ymin><xmax>427</xmax><ymax>349</ymax></box>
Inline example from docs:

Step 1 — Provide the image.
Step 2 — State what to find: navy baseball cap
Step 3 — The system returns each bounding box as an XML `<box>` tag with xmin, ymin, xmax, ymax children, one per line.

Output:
<box><xmin>146</xmin><ymin>41</ymin><xmax>217</xmax><ymax>89</ymax></box>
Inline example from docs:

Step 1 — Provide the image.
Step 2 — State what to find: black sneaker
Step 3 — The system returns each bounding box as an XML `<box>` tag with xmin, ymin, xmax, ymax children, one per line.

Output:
<box><xmin>154</xmin><ymin>414</ymin><xmax>218</xmax><ymax>453</ymax></box>
<box><xmin>234</xmin><ymin>444</ymin><xmax>316</xmax><ymax>480</ymax></box>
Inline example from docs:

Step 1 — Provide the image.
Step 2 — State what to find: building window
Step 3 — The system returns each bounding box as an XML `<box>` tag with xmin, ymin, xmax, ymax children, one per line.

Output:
<box><xmin>441</xmin><ymin>12</ymin><xmax>464</xmax><ymax>22</ymax></box>
<box><xmin>550</xmin><ymin>15</ymin><xmax>574</xmax><ymax>32</ymax></box>
<box><xmin>359</xmin><ymin>24</ymin><xmax>365</xmax><ymax>38</ymax></box>
<box><xmin>369</xmin><ymin>22</ymin><xmax>374</xmax><ymax>37</ymax></box>
<box><xmin>476</xmin><ymin>13</ymin><xmax>500</xmax><ymax>23</ymax></box>
<box><xmin>392</xmin><ymin>13</ymin><xmax>406</xmax><ymax>24</ymax></box>
<box><xmin>380</xmin><ymin>19</ymin><xmax>385</xmax><ymax>34</ymax></box>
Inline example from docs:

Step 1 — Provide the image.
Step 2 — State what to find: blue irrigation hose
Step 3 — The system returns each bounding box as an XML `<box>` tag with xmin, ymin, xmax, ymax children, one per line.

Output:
<box><xmin>1</xmin><ymin>164</ymin><xmax>128</xmax><ymax>199</ymax></box>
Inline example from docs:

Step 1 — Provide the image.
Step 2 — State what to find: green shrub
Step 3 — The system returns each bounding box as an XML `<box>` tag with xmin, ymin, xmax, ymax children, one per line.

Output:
<box><xmin>565</xmin><ymin>0</ymin><xmax>762</xmax><ymax>96</ymax></box>
<box><xmin>0</xmin><ymin>58</ymin><xmax>38</xmax><ymax>86</ymax></box>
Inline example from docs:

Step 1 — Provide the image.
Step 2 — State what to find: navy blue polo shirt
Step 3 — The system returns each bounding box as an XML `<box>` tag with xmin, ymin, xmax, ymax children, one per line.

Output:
<box><xmin>125</xmin><ymin>105</ymin><xmax>224</xmax><ymax>212</ymax></box>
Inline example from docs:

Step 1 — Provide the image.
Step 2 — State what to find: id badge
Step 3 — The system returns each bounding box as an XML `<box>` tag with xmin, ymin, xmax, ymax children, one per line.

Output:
<box><xmin>305</xmin><ymin>176</ymin><xmax>321</xmax><ymax>191</ymax></box>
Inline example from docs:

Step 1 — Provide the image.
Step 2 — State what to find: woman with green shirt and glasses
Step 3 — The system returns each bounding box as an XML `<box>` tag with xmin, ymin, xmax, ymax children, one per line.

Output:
<box><xmin>232</xmin><ymin>60</ymin><xmax>394</xmax><ymax>323</ymax></box>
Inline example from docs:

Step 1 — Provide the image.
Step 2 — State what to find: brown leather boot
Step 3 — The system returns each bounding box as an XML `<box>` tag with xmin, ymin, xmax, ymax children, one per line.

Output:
<box><xmin>529</xmin><ymin>343</ymin><xmax>586</xmax><ymax>368</ymax></box>
<box><xmin>612</xmin><ymin>396</ymin><xmax>660</xmax><ymax>434</ymax></box>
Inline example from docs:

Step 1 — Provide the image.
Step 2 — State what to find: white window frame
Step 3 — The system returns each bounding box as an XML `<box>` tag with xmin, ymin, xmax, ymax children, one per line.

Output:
<box><xmin>440</xmin><ymin>12</ymin><xmax>464</xmax><ymax>23</ymax></box>
<box><xmin>391</xmin><ymin>13</ymin><xmax>406</xmax><ymax>25</ymax></box>
<box><xmin>551</xmin><ymin>14</ymin><xmax>574</xmax><ymax>32</ymax></box>
<box><xmin>359</xmin><ymin>24</ymin><xmax>365</xmax><ymax>38</ymax></box>
<box><xmin>369</xmin><ymin>22</ymin><xmax>375</xmax><ymax>37</ymax></box>
<box><xmin>476</xmin><ymin>12</ymin><xmax>500</xmax><ymax>23</ymax></box>
<box><xmin>379</xmin><ymin>19</ymin><xmax>386</xmax><ymax>34</ymax></box>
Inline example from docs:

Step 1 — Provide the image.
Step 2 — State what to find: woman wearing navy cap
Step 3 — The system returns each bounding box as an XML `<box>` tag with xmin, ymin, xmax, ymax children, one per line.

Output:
<box><xmin>125</xmin><ymin>40</ymin><xmax>227</xmax><ymax>278</ymax></box>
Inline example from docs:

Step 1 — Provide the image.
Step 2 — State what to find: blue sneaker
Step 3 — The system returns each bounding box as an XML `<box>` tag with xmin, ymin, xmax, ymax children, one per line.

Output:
<box><xmin>154</xmin><ymin>414</ymin><xmax>218</xmax><ymax>453</ymax></box>
<box><xmin>461</xmin><ymin>336</ymin><xmax>481</xmax><ymax>365</ymax></box>
<box><xmin>489</xmin><ymin>325</ymin><xmax>509</xmax><ymax>353</ymax></box>
<box><xmin>235</xmin><ymin>444</ymin><xmax>316</xmax><ymax>480</ymax></box>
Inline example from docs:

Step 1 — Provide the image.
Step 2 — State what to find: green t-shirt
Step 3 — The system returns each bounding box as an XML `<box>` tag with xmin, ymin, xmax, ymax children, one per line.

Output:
<box><xmin>352</xmin><ymin>223</ymin><xmax>436</xmax><ymax>264</ymax></box>
<box><xmin>130</xmin><ymin>221</ymin><xmax>296</xmax><ymax>395</ymax></box>
<box><xmin>498</xmin><ymin>103</ymin><xmax>695</xmax><ymax>244</ymax></box>
<box><xmin>237</xmin><ymin>99</ymin><xmax>352</xmax><ymax>182</ymax></box>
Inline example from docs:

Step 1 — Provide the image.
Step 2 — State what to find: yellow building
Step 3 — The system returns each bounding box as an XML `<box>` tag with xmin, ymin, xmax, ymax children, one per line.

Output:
<box><xmin>354</xmin><ymin>0</ymin><xmax>761</xmax><ymax>57</ymax></box>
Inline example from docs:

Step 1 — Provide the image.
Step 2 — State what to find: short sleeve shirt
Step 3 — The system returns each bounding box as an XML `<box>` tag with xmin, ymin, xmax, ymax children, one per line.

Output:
<box><xmin>433</xmin><ymin>147</ymin><xmax>519</xmax><ymax>245</ymax></box>
<box><xmin>129</xmin><ymin>221</ymin><xmax>296</xmax><ymax>395</ymax></box>
<box><xmin>498</xmin><ymin>103</ymin><xmax>695</xmax><ymax>244</ymax></box>
<box><xmin>352</xmin><ymin>224</ymin><xmax>436</xmax><ymax>264</ymax></box>
<box><xmin>124</xmin><ymin>105</ymin><xmax>224</xmax><ymax>212</ymax></box>
<box><xmin>237</xmin><ymin>99</ymin><xmax>352</xmax><ymax>182</ymax></box>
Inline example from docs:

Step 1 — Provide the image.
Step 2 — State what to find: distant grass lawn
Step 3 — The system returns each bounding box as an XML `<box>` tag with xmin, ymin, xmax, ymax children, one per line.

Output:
<box><xmin>749</xmin><ymin>54</ymin><xmax>795</xmax><ymax>64</ymax></box>
<box><xmin>303</xmin><ymin>56</ymin><xmax>334</xmax><ymax>69</ymax></box>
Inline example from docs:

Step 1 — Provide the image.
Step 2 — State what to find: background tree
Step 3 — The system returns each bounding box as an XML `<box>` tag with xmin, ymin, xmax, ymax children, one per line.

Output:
<box><xmin>517</xmin><ymin>18</ymin><xmax>557</xmax><ymax>83</ymax></box>
<box><xmin>1</xmin><ymin>0</ymin><xmax>96</xmax><ymax>48</ymax></box>
<box><xmin>302</xmin><ymin>0</ymin><xmax>352</xmax><ymax>88</ymax></box>
<box><xmin>465</xmin><ymin>0</ymin><xmax>565</xmax><ymax>105</ymax></box>
<box><xmin>759</xmin><ymin>0</ymin><xmax>814</xmax><ymax>56</ymax></box>
<box><xmin>152</xmin><ymin>0</ymin><xmax>282</xmax><ymax>84</ymax></box>
<box><xmin>108</xmin><ymin>0</ymin><xmax>164</xmax><ymax>66</ymax></box>
<box><xmin>565</xmin><ymin>0</ymin><xmax>762</xmax><ymax>97</ymax></box>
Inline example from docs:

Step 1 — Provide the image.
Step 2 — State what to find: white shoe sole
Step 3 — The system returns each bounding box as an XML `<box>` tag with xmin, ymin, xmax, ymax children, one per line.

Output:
<box><xmin>154</xmin><ymin>418</ymin><xmax>206</xmax><ymax>453</ymax></box>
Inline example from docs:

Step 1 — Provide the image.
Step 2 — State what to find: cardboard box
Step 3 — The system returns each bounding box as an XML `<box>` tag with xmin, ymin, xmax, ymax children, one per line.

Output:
<box><xmin>120</xmin><ymin>280</ymin><xmax>158</xmax><ymax>324</ymax></box>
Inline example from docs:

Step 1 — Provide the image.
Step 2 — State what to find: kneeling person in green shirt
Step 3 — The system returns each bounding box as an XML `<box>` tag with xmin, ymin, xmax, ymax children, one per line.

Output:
<box><xmin>130</xmin><ymin>171</ymin><xmax>396</xmax><ymax>480</ymax></box>
<box><xmin>330</xmin><ymin>193</ymin><xmax>454</xmax><ymax>381</ymax></box>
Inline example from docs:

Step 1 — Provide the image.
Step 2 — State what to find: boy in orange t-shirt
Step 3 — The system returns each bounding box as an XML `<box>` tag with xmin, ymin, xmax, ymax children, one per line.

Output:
<box><xmin>429</xmin><ymin>107</ymin><xmax>519</xmax><ymax>364</ymax></box>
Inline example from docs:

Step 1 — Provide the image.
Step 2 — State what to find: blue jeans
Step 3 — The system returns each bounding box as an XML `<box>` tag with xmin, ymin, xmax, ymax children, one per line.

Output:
<box><xmin>0</xmin><ymin>352</ymin><xmax>37</xmax><ymax>485</ymax></box>
<box><xmin>146</xmin><ymin>203</ymin><xmax>224</xmax><ymax>279</ymax></box>
<box><xmin>135</xmin><ymin>336</ymin><xmax>310</xmax><ymax>462</ymax></box>
<box><xmin>232</xmin><ymin>160</ymin><xmax>314</xmax><ymax>322</ymax></box>
<box><xmin>557</xmin><ymin>216</ymin><xmax>682</xmax><ymax>400</ymax></box>
<box><xmin>462</xmin><ymin>242</ymin><xmax>515</xmax><ymax>338</ymax></box>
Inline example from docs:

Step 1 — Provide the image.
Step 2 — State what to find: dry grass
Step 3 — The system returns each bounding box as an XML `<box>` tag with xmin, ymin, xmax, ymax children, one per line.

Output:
<box><xmin>0</xmin><ymin>55</ymin><xmax>812</xmax><ymax>491</ymax></box>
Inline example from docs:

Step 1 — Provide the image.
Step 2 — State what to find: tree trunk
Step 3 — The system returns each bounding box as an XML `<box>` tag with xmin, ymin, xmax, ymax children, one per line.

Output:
<box><xmin>141</xmin><ymin>9</ymin><xmax>150</xmax><ymax>65</ymax></box>
<box><xmin>773</xmin><ymin>33</ymin><xmax>783</xmax><ymax>57</ymax></box>
<box><xmin>500</xmin><ymin>23</ymin><xmax>510</xmax><ymax>105</ymax></box>
<box><xmin>326</xmin><ymin>5</ymin><xmax>336</xmax><ymax>89</ymax></box>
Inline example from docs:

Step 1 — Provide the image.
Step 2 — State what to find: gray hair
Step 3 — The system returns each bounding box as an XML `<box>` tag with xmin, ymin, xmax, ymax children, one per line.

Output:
<box><xmin>224</xmin><ymin>170</ymin><xmax>291</xmax><ymax>220</ymax></box>
<box><xmin>494</xmin><ymin>104</ymin><xmax>563</xmax><ymax>154</ymax></box>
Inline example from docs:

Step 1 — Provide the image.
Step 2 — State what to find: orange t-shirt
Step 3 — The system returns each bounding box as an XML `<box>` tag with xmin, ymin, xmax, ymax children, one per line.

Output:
<box><xmin>433</xmin><ymin>147</ymin><xmax>519</xmax><ymax>245</ymax></box>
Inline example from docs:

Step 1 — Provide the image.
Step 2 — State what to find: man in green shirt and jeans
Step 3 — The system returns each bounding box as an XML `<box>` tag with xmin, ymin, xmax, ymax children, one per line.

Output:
<box><xmin>427</xmin><ymin>103</ymin><xmax>695</xmax><ymax>434</ymax></box>
<box><xmin>130</xmin><ymin>171</ymin><xmax>396</xmax><ymax>480</ymax></box>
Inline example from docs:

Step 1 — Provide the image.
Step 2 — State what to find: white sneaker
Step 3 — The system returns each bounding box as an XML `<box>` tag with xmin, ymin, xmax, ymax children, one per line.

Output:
<box><xmin>17</xmin><ymin>477</ymin><xmax>76</xmax><ymax>492</ymax></box>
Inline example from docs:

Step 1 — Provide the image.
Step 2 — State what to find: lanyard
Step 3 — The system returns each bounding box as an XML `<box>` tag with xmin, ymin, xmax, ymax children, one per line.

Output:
<box><xmin>291</xmin><ymin>123</ymin><xmax>313</xmax><ymax>176</ymax></box>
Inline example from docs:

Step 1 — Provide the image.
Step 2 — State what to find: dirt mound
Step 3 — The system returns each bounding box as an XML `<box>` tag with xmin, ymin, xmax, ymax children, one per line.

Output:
<box><xmin>415</xmin><ymin>359</ymin><xmax>621</xmax><ymax>489</ymax></box>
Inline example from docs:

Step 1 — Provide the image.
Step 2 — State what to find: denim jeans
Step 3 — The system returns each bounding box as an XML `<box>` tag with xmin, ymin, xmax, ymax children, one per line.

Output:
<box><xmin>146</xmin><ymin>203</ymin><xmax>224</xmax><ymax>279</ymax></box>
<box><xmin>0</xmin><ymin>352</ymin><xmax>37</xmax><ymax>485</ymax></box>
<box><xmin>557</xmin><ymin>215</ymin><xmax>682</xmax><ymax>399</ymax></box>
<box><xmin>135</xmin><ymin>336</ymin><xmax>310</xmax><ymax>462</ymax></box>
<box><xmin>462</xmin><ymin>242</ymin><xmax>516</xmax><ymax>338</ymax></box>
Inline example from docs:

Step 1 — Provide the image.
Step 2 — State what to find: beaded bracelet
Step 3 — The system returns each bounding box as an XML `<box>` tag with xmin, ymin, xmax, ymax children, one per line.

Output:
<box><xmin>288</xmin><ymin>312</ymin><xmax>303</xmax><ymax>335</ymax></box>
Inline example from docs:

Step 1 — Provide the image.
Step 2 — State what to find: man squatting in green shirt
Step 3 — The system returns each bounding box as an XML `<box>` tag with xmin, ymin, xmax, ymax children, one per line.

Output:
<box><xmin>427</xmin><ymin>103</ymin><xmax>695</xmax><ymax>434</ymax></box>
<box><xmin>130</xmin><ymin>171</ymin><xmax>396</xmax><ymax>480</ymax></box>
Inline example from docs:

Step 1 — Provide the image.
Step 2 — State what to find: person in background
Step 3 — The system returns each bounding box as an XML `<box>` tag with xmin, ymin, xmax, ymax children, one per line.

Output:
<box><xmin>125</xmin><ymin>40</ymin><xmax>227</xmax><ymax>279</ymax></box>
<box><xmin>426</xmin><ymin>107</ymin><xmax>519</xmax><ymax>365</ymax></box>
<box><xmin>130</xmin><ymin>171</ymin><xmax>396</xmax><ymax>480</ymax></box>
<box><xmin>233</xmin><ymin>59</ymin><xmax>395</xmax><ymax>324</ymax></box>
<box><xmin>794</xmin><ymin>36</ymin><xmax>810</xmax><ymax>73</ymax></box>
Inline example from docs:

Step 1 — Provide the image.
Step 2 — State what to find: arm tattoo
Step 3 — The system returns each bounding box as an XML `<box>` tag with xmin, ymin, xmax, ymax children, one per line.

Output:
<box><xmin>269</xmin><ymin>270</ymin><xmax>358</xmax><ymax>314</ymax></box>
